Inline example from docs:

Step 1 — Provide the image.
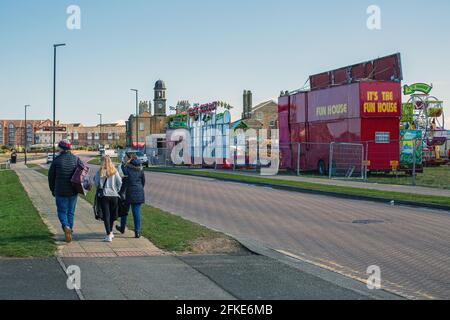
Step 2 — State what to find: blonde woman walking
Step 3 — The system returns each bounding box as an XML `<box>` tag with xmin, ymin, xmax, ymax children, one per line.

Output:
<box><xmin>94</xmin><ymin>156</ymin><xmax>123</xmax><ymax>242</ymax></box>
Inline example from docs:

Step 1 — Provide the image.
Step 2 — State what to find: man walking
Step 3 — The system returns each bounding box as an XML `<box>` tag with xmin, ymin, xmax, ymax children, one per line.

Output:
<box><xmin>48</xmin><ymin>140</ymin><xmax>78</xmax><ymax>243</ymax></box>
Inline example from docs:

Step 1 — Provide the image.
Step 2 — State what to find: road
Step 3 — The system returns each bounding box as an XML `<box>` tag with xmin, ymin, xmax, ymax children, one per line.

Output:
<box><xmin>142</xmin><ymin>170</ymin><xmax>450</xmax><ymax>300</ymax></box>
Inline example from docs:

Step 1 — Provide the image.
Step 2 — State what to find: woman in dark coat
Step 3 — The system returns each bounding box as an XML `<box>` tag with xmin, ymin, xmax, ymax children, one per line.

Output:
<box><xmin>116</xmin><ymin>153</ymin><xmax>145</xmax><ymax>238</ymax></box>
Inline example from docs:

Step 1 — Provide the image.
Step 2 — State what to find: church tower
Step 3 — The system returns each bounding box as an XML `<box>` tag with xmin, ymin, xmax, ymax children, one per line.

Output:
<box><xmin>154</xmin><ymin>80</ymin><xmax>167</xmax><ymax>116</ymax></box>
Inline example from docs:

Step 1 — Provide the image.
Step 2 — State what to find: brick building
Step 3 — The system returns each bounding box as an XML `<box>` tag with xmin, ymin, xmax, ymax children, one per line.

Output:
<box><xmin>232</xmin><ymin>90</ymin><xmax>278</xmax><ymax>132</ymax></box>
<box><xmin>65</xmin><ymin>123</ymin><xmax>126</xmax><ymax>148</ymax></box>
<box><xmin>126</xmin><ymin>80</ymin><xmax>168</xmax><ymax>147</ymax></box>
<box><xmin>0</xmin><ymin>119</ymin><xmax>53</xmax><ymax>147</ymax></box>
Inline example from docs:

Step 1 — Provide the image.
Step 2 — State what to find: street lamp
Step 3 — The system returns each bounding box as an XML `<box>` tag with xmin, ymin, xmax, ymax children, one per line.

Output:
<box><xmin>52</xmin><ymin>43</ymin><xmax>66</xmax><ymax>160</ymax></box>
<box><xmin>24</xmin><ymin>105</ymin><xmax>30</xmax><ymax>165</ymax></box>
<box><xmin>97</xmin><ymin>113</ymin><xmax>103</xmax><ymax>148</ymax></box>
<box><xmin>130</xmin><ymin>89</ymin><xmax>139</xmax><ymax>149</ymax></box>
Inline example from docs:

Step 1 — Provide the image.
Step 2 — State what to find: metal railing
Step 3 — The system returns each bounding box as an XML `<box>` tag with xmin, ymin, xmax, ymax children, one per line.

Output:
<box><xmin>0</xmin><ymin>160</ymin><xmax>11</xmax><ymax>171</ymax></box>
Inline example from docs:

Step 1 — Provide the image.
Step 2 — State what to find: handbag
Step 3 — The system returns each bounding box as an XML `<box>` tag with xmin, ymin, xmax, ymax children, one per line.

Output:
<box><xmin>93</xmin><ymin>177</ymin><xmax>108</xmax><ymax>221</ymax></box>
<box><xmin>71</xmin><ymin>158</ymin><xmax>90</xmax><ymax>195</ymax></box>
<box><xmin>118</xmin><ymin>176</ymin><xmax>129</xmax><ymax>218</ymax></box>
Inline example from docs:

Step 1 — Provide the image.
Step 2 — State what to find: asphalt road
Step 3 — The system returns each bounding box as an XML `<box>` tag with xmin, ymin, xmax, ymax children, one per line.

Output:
<box><xmin>143</xmin><ymin>171</ymin><xmax>450</xmax><ymax>300</ymax></box>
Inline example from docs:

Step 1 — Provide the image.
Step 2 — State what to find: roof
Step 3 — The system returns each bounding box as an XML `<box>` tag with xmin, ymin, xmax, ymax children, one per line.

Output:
<box><xmin>154</xmin><ymin>79</ymin><xmax>166</xmax><ymax>90</ymax></box>
<box><xmin>251</xmin><ymin>100</ymin><xmax>277</xmax><ymax>112</ymax></box>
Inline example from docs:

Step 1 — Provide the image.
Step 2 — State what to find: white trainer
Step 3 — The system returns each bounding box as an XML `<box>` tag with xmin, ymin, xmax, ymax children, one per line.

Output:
<box><xmin>103</xmin><ymin>235</ymin><xmax>113</xmax><ymax>242</ymax></box>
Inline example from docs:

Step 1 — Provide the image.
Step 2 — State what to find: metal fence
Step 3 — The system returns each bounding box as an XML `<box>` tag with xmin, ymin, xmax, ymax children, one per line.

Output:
<box><xmin>146</xmin><ymin>148</ymin><xmax>173</xmax><ymax>166</ymax></box>
<box><xmin>329</xmin><ymin>142</ymin><xmax>365</xmax><ymax>179</ymax></box>
<box><xmin>146</xmin><ymin>138</ymin><xmax>450</xmax><ymax>188</ymax></box>
<box><xmin>0</xmin><ymin>160</ymin><xmax>11</xmax><ymax>171</ymax></box>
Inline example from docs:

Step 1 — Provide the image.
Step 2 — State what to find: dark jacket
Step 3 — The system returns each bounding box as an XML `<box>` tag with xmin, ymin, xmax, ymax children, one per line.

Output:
<box><xmin>48</xmin><ymin>151</ymin><xmax>78</xmax><ymax>197</ymax></box>
<box><xmin>122</xmin><ymin>160</ymin><xmax>145</xmax><ymax>204</ymax></box>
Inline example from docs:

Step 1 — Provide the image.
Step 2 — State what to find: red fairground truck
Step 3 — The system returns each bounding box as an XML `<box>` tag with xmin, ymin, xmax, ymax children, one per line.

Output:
<box><xmin>279</xmin><ymin>54</ymin><xmax>403</xmax><ymax>175</ymax></box>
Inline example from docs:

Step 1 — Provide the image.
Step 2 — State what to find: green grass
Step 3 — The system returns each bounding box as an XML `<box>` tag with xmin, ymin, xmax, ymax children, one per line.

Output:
<box><xmin>26</xmin><ymin>163</ymin><xmax>49</xmax><ymax>176</ymax></box>
<box><xmin>146</xmin><ymin>167</ymin><xmax>450</xmax><ymax>207</ymax></box>
<box><xmin>82</xmin><ymin>188</ymin><xmax>229</xmax><ymax>252</ymax></box>
<box><xmin>366</xmin><ymin>166</ymin><xmax>450</xmax><ymax>190</ymax></box>
<box><xmin>0</xmin><ymin>171</ymin><xmax>56</xmax><ymax>257</ymax></box>
<box><xmin>88</xmin><ymin>157</ymin><xmax>119</xmax><ymax>165</ymax></box>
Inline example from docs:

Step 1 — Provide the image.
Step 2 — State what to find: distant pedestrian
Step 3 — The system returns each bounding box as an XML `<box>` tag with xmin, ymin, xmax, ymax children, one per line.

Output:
<box><xmin>115</xmin><ymin>152</ymin><xmax>145</xmax><ymax>238</ymax></box>
<box><xmin>48</xmin><ymin>140</ymin><xmax>79</xmax><ymax>243</ymax></box>
<box><xmin>94</xmin><ymin>156</ymin><xmax>122</xmax><ymax>242</ymax></box>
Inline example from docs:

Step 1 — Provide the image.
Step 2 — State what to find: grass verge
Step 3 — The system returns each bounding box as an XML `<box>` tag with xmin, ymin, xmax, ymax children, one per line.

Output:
<box><xmin>26</xmin><ymin>163</ymin><xmax>49</xmax><ymax>176</ymax></box>
<box><xmin>0</xmin><ymin>171</ymin><xmax>55</xmax><ymax>257</ymax></box>
<box><xmin>82</xmin><ymin>188</ymin><xmax>241</xmax><ymax>253</ymax></box>
<box><xmin>146</xmin><ymin>167</ymin><xmax>450</xmax><ymax>207</ymax></box>
<box><xmin>88</xmin><ymin>157</ymin><xmax>119</xmax><ymax>165</ymax></box>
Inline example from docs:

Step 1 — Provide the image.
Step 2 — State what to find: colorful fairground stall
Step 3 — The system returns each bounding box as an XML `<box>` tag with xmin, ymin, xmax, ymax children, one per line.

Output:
<box><xmin>166</xmin><ymin>101</ymin><xmax>233</xmax><ymax>167</ymax></box>
<box><xmin>401</xmin><ymin>83</ymin><xmax>448</xmax><ymax>168</ymax></box>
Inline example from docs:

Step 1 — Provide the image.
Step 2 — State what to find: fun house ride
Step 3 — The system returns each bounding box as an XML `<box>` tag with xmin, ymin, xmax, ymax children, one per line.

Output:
<box><xmin>279</xmin><ymin>53</ymin><xmax>404</xmax><ymax>175</ymax></box>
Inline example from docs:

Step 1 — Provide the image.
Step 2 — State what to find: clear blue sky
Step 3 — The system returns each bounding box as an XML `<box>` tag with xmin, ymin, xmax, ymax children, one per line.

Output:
<box><xmin>1</xmin><ymin>0</ymin><xmax>449</xmax><ymax>126</ymax></box>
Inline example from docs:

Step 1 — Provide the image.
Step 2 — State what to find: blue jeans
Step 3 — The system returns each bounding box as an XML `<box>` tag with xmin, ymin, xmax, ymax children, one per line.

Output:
<box><xmin>56</xmin><ymin>195</ymin><xmax>78</xmax><ymax>232</ymax></box>
<box><xmin>120</xmin><ymin>204</ymin><xmax>141</xmax><ymax>233</ymax></box>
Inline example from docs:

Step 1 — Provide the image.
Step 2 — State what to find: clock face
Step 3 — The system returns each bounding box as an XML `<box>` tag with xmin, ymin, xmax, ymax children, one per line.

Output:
<box><xmin>158</xmin><ymin>103</ymin><xmax>163</xmax><ymax>109</ymax></box>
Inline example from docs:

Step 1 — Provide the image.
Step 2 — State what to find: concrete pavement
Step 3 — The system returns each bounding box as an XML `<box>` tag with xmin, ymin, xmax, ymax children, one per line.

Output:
<box><xmin>14</xmin><ymin>163</ymin><xmax>163</xmax><ymax>258</ymax></box>
<box><xmin>0</xmin><ymin>258</ymin><xmax>78</xmax><ymax>300</ymax></box>
<box><xmin>143</xmin><ymin>171</ymin><xmax>450</xmax><ymax>300</ymax></box>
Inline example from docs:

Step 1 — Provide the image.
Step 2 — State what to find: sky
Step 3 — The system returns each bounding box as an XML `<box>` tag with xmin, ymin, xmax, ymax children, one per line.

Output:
<box><xmin>1</xmin><ymin>0</ymin><xmax>450</xmax><ymax>126</ymax></box>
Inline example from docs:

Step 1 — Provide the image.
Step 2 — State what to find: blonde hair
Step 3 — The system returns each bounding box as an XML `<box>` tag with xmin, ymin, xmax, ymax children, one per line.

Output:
<box><xmin>100</xmin><ymin>156</ymin><xmax>117</xmax><ymax>178</ymax></box>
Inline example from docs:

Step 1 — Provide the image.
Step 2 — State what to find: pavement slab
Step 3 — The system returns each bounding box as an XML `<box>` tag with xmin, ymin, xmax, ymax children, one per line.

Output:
<box><xmin>179</xmin><ymin>255</ymin><xmax>370</xmax><ymax>300</ymax></box>
<box><xmin>0</xmin><ymin>258</ymin><xmax>78</xmax><ymax>300</ymax></box>
<box><xmin>13</xmin><ymin>164</ymin><xmax>164</xmax><ymax>258</ymax></box>
<box><xmin>62</xmin><ymin>257</ymin><xmax>236</xmax><ymax>300</ymax></box>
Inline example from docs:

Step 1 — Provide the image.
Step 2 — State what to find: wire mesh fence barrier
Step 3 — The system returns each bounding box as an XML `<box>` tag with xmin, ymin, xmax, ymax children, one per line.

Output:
<box><xmin>329</xmin><ymin>143</ymin><xmax>365</xmax><ymax>179</ymax></box>
<box><xmin>146</xmin><ymin>148</ymin><xmax>174</xmax><ymax>166</ymax></box>
<box><xmin>147</xmin><ymin>137</ymin><xmax>450</xmax><ymax>188</ymax></box>
<box><xmin>0</xmin><ymin>161</ymin><xmax>11</xmax><ymax>171</ymax></box>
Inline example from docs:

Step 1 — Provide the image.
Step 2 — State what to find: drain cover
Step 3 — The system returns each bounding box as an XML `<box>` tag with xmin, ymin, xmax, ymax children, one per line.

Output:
<box><xmin>352</xmin><ymin>219</ymin><xmax>385</xmax><ymax>225</ymax></box>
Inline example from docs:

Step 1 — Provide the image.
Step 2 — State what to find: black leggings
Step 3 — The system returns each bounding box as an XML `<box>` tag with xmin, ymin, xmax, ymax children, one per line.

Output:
<box><xmin>100</xmin><ymin>197</ymin><xmax>118</xmax><ymax>235</ymax></box>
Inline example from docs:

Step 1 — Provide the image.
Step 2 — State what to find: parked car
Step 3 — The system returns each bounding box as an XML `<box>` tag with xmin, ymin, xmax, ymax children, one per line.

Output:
<box><xmin>47</xmin><ymin>153</ymin><xmax>57</xmax><ymax>164</ymax></box>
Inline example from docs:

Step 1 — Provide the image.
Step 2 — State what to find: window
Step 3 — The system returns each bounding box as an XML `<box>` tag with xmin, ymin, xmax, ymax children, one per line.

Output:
<box><xmin>26</xmin><ymin>124</ymin><xmax>33</xmax><ymax>144</ymax></box>
<box><xmin>8</xmin><ymin>124</ymin><xmax>14</xmax><ymax>146</ymax></box>
<box><xmin>269</xmin><ymin>120</ymin><xmax>276</xmax><ymax>127</ymax></box>
<box><xmin>108</xmin><ymin>132</ymin><xmax>113</xmax><ymax>140</ymax></box>
<box><xmin>256</xmin><ymin>112</ymin><xmax>263</xmax><ymax>121</ymax></box>
<box><xmin>139</xmin><ymin>122</ymin><xmax>145</xmax><ymax>131</ymax></box>
<box><xmin>87</xmin><ymin>132</ymin><xmax>92</xmax><ymax>140</ymax></box>
<box><xmin>73</xmin><ymin>132</ymin><xmax>79</xmax><ymax>140</ymax></box>
<box><xmin>115</xmin><ymin>132</ymin><xmax>120</xmax><ymax>140</ymax></box>
<box><xmin>375</xmin><ymin>132</ymin><xmax>390</xmax><ymax>143</ymax></box>
<box><xmin>94</xmin><ymin>132</ymin><xmax>100</xmax><ymax>140</ymax></box>
<box><xmin>0</xmin><ymin>124</ymin><xmax>3</xmax><ymax>144</ymax></box>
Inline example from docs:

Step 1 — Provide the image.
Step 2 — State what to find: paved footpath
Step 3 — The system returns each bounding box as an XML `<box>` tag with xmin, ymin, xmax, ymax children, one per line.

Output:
<box><xmin>14</xmin><ymin>163</ymin><xmax>162</xmax><ymax>258</ymax></box>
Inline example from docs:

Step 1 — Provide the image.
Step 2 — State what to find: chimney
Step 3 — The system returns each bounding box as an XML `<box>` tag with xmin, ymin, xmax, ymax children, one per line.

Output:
<box><xmin>242</xmin><ymin>90</ymin><xmax>248</xmax><ymax>119</ymax></box>
<box><xmin>247</xmin><ymin>90</ymin><xmax>253</xmax><ymax>117</ymax></box>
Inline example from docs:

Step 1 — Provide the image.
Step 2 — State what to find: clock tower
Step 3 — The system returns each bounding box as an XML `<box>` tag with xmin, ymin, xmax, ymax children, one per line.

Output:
<box><xmin>153</xmin><ymin>80</ymin><xmax>167</xmax><ymax>116</ymax></box>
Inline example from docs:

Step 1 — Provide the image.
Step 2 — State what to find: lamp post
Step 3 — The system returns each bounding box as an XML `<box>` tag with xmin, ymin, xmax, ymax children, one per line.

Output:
<box><xmin>24</xmin><ymin>105</ymin><xmax>30</xmax><ymax>164</ymax></box>
<box><xmin>130</xmin><ymin>89</ymin><xmax>139</xmax><ymax>149</ymax></box>
<box><xmin>97</xmin><ymin>113</ymin><xmax>103</xmax><ymax>148</ymax></box>
<box><xmin>52</xmin><ymin>43</ymin><xmax>66</xmax><ymax>160</ymax></box>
